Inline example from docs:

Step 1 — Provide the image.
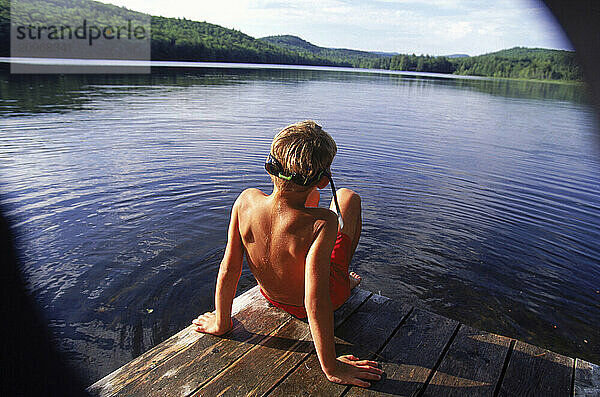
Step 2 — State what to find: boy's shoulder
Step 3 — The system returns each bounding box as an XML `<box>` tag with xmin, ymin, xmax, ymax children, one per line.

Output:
<box><xmin>233</xmin><ymin>188</ymin><xmax>267</xmax><ymax>211</ymax></box>
<box><xmin>236</xmin><ymin>188</ymin><xmax>266</xmax><ymax>203</ymax></box>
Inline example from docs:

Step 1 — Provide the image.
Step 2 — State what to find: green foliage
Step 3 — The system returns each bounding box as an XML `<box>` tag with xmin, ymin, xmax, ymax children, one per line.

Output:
<box><xmin>0</xmin><ymin>0</ymin><xmax>11</xmax><ymax>57</ymax></box>
<box><xmin>8</xmin><ymin>0</ymin><xmax>146</xmax><ymax>25</ymax></box>
<box><xmin>386</xmin><ymin>54</ymin><xmax>453</xmax><ymax>73</ymax></box>
<box><xmin>150</xmin><ymin>18</ymin><xmax>339</xmax><ymax>65</ymax></box>
<box><xmin>451</xmin><ymin>47</ymin><xmax>583</xmax><ymax>81</ymax></box>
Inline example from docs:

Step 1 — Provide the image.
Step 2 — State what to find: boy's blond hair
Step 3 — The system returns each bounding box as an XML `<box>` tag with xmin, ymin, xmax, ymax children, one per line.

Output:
<box><xmin>270</xmin><ymin>120</ymin><xmax>337</xmax><ymax>191</ymax></box>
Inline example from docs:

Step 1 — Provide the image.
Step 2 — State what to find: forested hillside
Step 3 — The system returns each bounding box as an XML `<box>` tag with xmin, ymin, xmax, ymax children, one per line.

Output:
<box><xmin>355</xmin><ymin>48</ymin><xmax>583</xmax><ymax>81</ymax></box>
<box><xmin>0</xmin><ymin>0</ymin><xmax>583</xmax><ymax>81</ymax></box>
<box><xmin>149</xmin><ymin>18</ymin><xmax>337</xmax><ymax>65</ymax></box>
<box><xmin>0</xmin><ymin>0</ymin><xmax>344</xmax><ymax>66</ymax></box>
<box><xmin>452</xmin><ymin>47</ymin><xmax>582</xmax><ymax>81</ymax></box>
<box><xmin>260</xmin><ymin>35</ymin><xmax>390</xmax><ymax>68</ymax></box>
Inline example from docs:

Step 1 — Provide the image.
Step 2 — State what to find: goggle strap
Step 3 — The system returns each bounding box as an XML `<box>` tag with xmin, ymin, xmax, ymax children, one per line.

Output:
<box><xmin>327</xmin><ymin>174</ymin><xmax>344</xmax><ymax>229</ymax></box>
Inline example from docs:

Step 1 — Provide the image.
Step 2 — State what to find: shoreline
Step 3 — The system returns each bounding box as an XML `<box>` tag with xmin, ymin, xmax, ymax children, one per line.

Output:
<box><xmin>0</xmin><ymin>57</ymin><xmax>584</xmax><ymax>84</ymax></box>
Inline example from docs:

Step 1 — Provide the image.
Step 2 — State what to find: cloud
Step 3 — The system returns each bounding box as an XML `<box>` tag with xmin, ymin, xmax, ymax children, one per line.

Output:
<box><xmin>95</xmin><ymin>0</ymin><xmax>572</xmax><ymax>55</ymax></box>
<box><xmin>447</xmin><ymin>21</ymin><xmax>473</xmax><ymax>40</ymax></box>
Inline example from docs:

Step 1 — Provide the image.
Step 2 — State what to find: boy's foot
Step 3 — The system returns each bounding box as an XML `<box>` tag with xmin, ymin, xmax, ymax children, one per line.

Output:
<box><xmin>349</xmin><ymin>271</ymin><xmax>362</xmax><ymax>289</ymax></box>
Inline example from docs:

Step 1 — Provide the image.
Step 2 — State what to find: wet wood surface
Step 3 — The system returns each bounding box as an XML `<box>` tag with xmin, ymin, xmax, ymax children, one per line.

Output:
<box><xmin>88</xmin><ymin>284</ymin><xmax>597</xmax><ymax>397</ymax></box>
<box><xmin>575</xmin><ymin>359</ymin><xmax>600</xmax><ymax>397</ymax></box>
<box><xmin>497</xmin><ymin>340</ymin><xmax>573</xmax><ymax>397</ymax></box>
<box><xmin>423</xmin><ymin>325</ymin><xmax>511</xmax><ymax>397</ymax></box>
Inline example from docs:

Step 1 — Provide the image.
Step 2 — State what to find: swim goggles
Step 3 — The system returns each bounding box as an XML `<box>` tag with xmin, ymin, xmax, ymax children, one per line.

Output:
<box><xmin>265</xmin><ymin>153</ymin><xmax>344</xmax><ymax>228</ymax></box>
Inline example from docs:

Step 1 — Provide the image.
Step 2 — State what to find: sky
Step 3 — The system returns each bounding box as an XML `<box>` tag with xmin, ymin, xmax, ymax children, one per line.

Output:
<box><xmin>95</xmin><ymin>0</ymin><xmax>572</xmax><ymax>56</ymax></box>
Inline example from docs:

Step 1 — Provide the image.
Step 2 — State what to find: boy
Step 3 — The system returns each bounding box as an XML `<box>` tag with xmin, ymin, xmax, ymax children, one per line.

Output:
<box><xmin>192</xmin><ymin>120</ymin><xmax>382</xmax><ymax>387</ymax></box>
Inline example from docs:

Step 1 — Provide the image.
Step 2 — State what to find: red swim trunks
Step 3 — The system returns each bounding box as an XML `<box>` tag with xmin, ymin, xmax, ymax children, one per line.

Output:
<box><xmin>260</xmin><ymin>232</ymin><xmax>352</xmax><ymax>319</ymax></box>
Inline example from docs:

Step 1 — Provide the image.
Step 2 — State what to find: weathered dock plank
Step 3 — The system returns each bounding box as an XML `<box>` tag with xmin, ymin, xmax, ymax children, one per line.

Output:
<box><xmin>422</xmin><ymin>325</ymin><xmax>511</xmax><ymax>397</ymax></box>
<box><xmin>87</xmin><ymin>285</ymin><xmax>265</xmax><ymax>397</ymax></box>
<box><xmin>497</xmin><ymin>340</ymin><xmax>573</xmax><ymax>397</ymax></box>
<box><xmin>574</xmin><ymin>359</ymin><xmax>600</xmax><ymax>397</ymax></box>
<box><xmin>346</xmin><ymin>308</ymin><xmax>459</xmax><ymax>396</ymax></box>
<box><xmin>191</xmin><ymin>288</ymin><xmax>371</xmax><ymax>397</ymax></box>
<box><xmin>268</xmin><ymin>294</ymin><xmax>412</xmax><ymax>396</ymax></box>
<box><xmin>114</xmin><ymin>294</ymin><xmax>293</xmax><ymax>396</ymax></box>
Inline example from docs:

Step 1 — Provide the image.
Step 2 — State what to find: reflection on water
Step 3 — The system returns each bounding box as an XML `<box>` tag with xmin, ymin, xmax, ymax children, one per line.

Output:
<box><xmin>451</xmin><ymin>77</ymin><xmax>588</xmax><ymax>104</ymax></box>
<box><xmin>0</xmin><ymin>65</ymin><xmax>598</xmax><ymax>383</ymax></box>
<box><xmin>0</xmin><ymin>64</ymin><xmax>588</xmax><ymax>116</ymax></box>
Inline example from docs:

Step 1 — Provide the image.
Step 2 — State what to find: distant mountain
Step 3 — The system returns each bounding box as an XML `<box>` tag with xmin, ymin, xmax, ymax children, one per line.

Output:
<box><xmin>260</xmin><ymin>35</ymin><xmax>392</xmax><ymax>67</ymax></box>
<box><xmin>372</xmin><ymin>51</ymin><xmax>399</xmax><ymax>57</ymax></box>
<box><xmin>260</xmin><ymin>35</ymin><xmax>322</xmax><ymax>53</ymax></box>
<box><xmin>445</xmin><ymin>54</ymin><xmax>470</xmax><ymax>58</ymax></box>
<box><xmin>260</xmin><ymin>35</ymin><xmax>390</xmax><ymax>58</ymax></box>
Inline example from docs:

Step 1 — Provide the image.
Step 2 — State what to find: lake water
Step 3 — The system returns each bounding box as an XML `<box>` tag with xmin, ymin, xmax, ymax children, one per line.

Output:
<box><xmin>1</xmin><ymin>65</ymin><xmax>599</xmax><ymax>384</ymax></box>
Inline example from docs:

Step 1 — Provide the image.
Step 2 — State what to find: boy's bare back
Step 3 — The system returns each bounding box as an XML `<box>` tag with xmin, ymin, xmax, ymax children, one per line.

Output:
<box><xmin>236</xmin><ymin>187</ymin><xmax>337</xmax><ymax>307</ymax></box>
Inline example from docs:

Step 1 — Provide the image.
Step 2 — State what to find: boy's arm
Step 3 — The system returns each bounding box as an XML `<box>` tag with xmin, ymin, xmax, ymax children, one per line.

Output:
<box><xmin>304</xmin><ymin>213</ymin><xmax>382</xmax><ymax>387</ymax></box>
<box><xmin>193</xmin><ymin>197</ymin><xmax>244</xmax><ymax>335</ymax></box>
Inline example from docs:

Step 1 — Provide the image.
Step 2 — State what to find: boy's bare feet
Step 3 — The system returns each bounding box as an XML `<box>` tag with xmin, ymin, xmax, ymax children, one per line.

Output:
<box><xmin>349</xmin><ymin>271</ymin><xmax>361</xmax><ymax>289</ymax></box>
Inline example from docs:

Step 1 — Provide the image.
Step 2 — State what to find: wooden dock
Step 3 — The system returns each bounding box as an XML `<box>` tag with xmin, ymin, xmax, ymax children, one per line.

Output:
<box><xmin>89</xmin><ymin>285</ymin><xmax>600</xmax><ymax>396</ymax></box>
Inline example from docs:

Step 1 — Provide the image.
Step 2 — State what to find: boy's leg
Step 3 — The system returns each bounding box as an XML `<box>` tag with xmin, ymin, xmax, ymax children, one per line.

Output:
<box><xmin>329</xmin><ymin>188</ymin><xmax>362</xmax><ymax>307</ymax></box>
<box><xmin>329</xmin><ymin>188</ymin><xmax>362</xmax><ymax>263</ymax></box>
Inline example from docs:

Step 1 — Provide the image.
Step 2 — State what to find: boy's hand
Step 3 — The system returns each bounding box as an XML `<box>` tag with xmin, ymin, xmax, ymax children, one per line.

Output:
<box><xmin>325</xmin><ymin>355</ymin><xmax>383</xmax><ymax>387</ymax></box>
<box><xmin>192</xmin><ymin>311</ymin><xmax>233</xmax><ymax>335</ymax></box>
